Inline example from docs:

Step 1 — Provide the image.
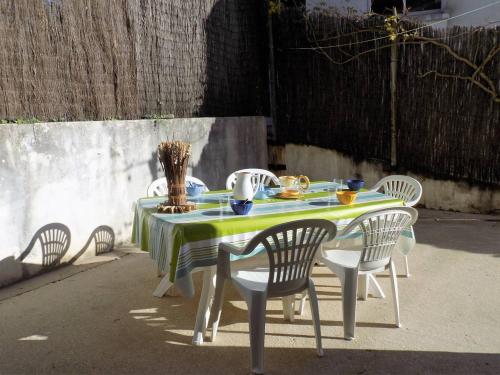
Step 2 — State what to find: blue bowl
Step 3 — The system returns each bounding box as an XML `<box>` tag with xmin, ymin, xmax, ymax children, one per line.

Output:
<box><xmin>346</xmin><ymin>179</ymin><xmax>365</xmax><ymax>191</ymax></box>
<box><xmin>230</xmin><ymin>200</ymin><xmax>253</xmax><ymax>215</ymax></box>
<box><xmin>186</xmin><ymin>184</ymin><xmax>205</xmax><ymax>198</ymax></box>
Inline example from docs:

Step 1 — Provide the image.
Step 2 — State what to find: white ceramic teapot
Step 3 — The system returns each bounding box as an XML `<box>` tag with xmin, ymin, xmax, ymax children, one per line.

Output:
<box><xmin>233</xmin><ymin>172</ymin><xmax>258</xmax><ymax>201</ymax></box>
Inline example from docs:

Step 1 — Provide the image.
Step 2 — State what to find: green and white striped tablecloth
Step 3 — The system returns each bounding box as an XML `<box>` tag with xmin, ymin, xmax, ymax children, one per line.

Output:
<box><xmin>132</xmin><ymin>182</ymin><xmax>414</xmax><ymax>297</ymax></box>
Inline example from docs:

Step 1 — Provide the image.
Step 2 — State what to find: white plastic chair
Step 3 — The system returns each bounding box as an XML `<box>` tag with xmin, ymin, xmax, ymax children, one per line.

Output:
<box><xmin>370</xmin><ymin>175</ymin><xmax>422</xmax><ymax>276</ymax></box>
<box><xmin>209</xmin><ymin>219</ymin><xmax>337</xmax><ymax>375</ymax></box>
<box><xmin>370</xmin><ymin>175</ymin><xmax>422</xmax><ymax>207</ymax></box>
<box><xmin>321</xmin><ymin>207</ymin><xmax>418</xmax><ymax>340</ymax></box>
<box><xmin>146</xmin><ymin>176</ymin><xmax>209</xmax><ymax>197</ymax></box>
<box><xmin>225</xmin><ymin>168</ymin><xmax>280</xmax><ymax>190</ymax></box>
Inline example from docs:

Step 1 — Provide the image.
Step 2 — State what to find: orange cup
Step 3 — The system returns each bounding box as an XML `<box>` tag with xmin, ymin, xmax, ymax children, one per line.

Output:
<box><xmin>336</xmin><ymin>190</ymin><xmax>357</xmax><ymax>205</ymax></box>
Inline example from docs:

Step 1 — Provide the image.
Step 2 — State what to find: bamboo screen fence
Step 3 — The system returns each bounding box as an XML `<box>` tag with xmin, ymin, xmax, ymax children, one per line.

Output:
<box><xmin>0</xmin><ymin>0</ymin><xmax>268</xmax><ymax>121</ymax></box>
<box><xmin>273</xmin><ymin>9</ymin><xmax>500</xmax><ymax>186</ymax></box>
<box><xmin>2</xmin><ymin>2</ymin><xmax>498</xmax><ymax>186</ymax></box>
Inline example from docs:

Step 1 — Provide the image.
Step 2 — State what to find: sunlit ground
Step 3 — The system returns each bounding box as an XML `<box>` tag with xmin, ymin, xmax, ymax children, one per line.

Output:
<box><xmin>0</xmin><ymin>209</ymin><xmax>499</xmax><ymax>374</ymax></box>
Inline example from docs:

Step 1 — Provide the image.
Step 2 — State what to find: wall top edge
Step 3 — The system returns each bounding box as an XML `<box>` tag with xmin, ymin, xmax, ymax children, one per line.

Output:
<box><xmin>0</xmin><ymin>116</ymin><xmax>267</xmax><ymax>128</ymax></box>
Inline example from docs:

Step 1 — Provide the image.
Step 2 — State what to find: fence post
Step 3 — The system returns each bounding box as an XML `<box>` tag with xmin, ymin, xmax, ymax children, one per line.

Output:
<box><xmin>390</xmin><ymin>8</ymin><xmax>398</xmax><ymax>170</ymax></box>
<box><xmin>267</xmin><ymin>1</ymin><xmax>287</xmax><ymax>176</ymax></box>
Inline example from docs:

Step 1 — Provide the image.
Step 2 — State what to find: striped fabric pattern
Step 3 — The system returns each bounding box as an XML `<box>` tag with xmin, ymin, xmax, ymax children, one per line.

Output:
<box><xmin>132</xmin><ymin>182</ymin><xmax>415</xmax><ymax>297</ymax></box>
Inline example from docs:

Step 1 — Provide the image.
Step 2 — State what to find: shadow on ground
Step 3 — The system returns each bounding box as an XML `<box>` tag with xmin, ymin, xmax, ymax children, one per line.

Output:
<box><xmin>413</xmin><ymin>210</ymin><xmax>500</xmax><ymax>257</ymax></box>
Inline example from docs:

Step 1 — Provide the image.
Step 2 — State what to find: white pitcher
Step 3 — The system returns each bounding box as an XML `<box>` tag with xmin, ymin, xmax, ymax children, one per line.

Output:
<box><xmin>233</xmin><ymin>172</ymin><xmax>258</xmax><ymax>201</ymax></box>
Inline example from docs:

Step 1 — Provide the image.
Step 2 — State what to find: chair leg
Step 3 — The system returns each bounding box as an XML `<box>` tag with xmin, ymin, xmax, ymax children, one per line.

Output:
<box><xmin>209</xmin><ymin>275</ymin><xmax>226</xmax><ymax>342</ymax></box>
<box><xmin>282</xmin><ymin>297</ymin><xmax>289</xmax><ymax>321</ymax></box>
<box><xmin>404</xmin><ymin>255</ymin><xmax>410</xmax><ymax>277</ymax></box>
<box><xmin>338</xmin><ymin>267</ymin><xmax>358</xmax><ymax>340</ymax></box>
<box><xmin>248</xmin><ymin>293</ymin><xmax>267</xmax><ymax>375</ymax></box>
<box><xmin>357</xmin><ymin>274</ymin><xmax>369</xmax><ymax>300</ymax></box>
<box><xmin>307</xmin><ymin>281</ymin><xmax>324</xmax><ymax>357</ymax></box>
<box><xmin>298</xmin><ymin>290</ymin><xmax>308</xmax><ymax>316</ymax></box>
<box><xmin>389</xmin><ymin>260</ymin><xmax>401</xmax><ymax>327</ymax></box>
<box><xmin>282</xmin><ymin>295</ymin><xmax>295</xmax><ymax>322</ymax></box>
<box><xmin>368</xmin><ymin>274</ymin><xmax>386</xmax><ymax>299</ymax></box>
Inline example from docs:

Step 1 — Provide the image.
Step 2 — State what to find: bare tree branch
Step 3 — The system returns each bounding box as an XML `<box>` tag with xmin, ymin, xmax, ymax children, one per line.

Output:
<box><xmin>472</xmin><ymin>45</ymin><xmax>500</xmax><ymax>80</ymax></box>
<box><xmin>411</xmin><ymin>36</ymin><xmax>498</xmax><ymax>94</ymax></box>
<box><xmin>419</xmin><ymin>70</ymin><xmax>500</xmax><ymax>102</ymax></box>
<box><xmin>301</xmin><ymin>12</ymin><xmax>500</xmax><ymax>103</ymax></box>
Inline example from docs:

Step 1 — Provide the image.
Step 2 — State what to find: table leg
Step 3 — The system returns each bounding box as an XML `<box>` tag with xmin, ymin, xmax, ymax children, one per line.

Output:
<box><xmin>192</xmin><ymin>266</ymin><xmax>217</xmax><ymax>346</ymax></box>
<box><xmin>153</xmin><ymin>273</ymin><xmax>173</xmax><ymax>298</ymax></box>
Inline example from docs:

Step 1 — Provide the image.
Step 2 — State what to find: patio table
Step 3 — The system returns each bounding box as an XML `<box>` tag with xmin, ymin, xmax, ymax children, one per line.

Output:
<box><xmin>132</xmin><ymin>181</ymin><xmax>415</xmax><ymax>344</ymax></box>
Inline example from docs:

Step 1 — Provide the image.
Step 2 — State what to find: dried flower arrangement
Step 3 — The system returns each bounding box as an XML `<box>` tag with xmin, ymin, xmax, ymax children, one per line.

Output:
<box><xmin>157</xmin><ymin>140</ymin><xmax>195</xmax><ymax>213</ymax></box>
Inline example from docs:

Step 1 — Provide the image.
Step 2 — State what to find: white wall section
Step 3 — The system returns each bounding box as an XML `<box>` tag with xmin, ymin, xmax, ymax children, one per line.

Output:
<box><xmin>0</xmin><ymin>117</ymin><xmax>268</xmax><ymax>286</ymax></box>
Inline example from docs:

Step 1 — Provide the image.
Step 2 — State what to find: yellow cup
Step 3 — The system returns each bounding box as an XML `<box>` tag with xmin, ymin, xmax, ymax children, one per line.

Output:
<box><xmin>336</xmin><ymin>190</ymin><xmax>357</xmax><ymax>205</ymax></box>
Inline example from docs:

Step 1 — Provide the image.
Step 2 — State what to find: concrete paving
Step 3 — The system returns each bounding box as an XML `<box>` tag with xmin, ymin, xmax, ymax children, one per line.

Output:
<box><xmin>0</xmin><ymin>209</ymin><xmax>499</xmax><ymax>375</ymax></box>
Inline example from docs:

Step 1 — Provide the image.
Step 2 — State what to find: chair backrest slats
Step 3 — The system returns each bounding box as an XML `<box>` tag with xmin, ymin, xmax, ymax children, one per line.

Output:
<box><xmin>226</xmin><ymin>168</ymin><xmax>280</xmax><ymax>190</ymax></box>
<box><xmin>244</xmin><ymin>219</ymin><xmax>336</xmax><ymax>297</ymax></box>
<box><xmin>371</xmin><ymin>175</ymin><xmax>422</xmax><ymax>207</ymax></box>
<box><xmin>147</xmin><ymin>176</ymin><xmax>208</xmax><ymax>197</ymax></box>
<box><xmin>347</xmin><ymin>208</ymin><xmax>416</xmax><ymax>265</ymax></box>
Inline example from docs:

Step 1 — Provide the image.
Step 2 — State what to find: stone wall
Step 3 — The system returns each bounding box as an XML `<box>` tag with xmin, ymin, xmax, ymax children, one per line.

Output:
<box><xmin>0</xmin><ymin>117</ymin><xmax>268</xmax><ymax>286</ymax></box>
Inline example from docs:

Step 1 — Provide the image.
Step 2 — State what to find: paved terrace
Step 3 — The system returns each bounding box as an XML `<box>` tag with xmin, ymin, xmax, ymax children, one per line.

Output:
<box><xmin>0</xmin><ymin>209</ymin><xmax>499</xmax><ymax>374</ymax></box>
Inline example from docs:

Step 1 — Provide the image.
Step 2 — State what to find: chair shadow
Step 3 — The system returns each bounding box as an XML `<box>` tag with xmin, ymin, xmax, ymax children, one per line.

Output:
<box><xmin>69</xmin><ymin>225</ymin><xmax>115</xmax><ymax>264</ymax></box>
<box><xmin>125</xmin><ymin>271</ymin><xmax>500</xmax><ymax>374</ymax></box>
<box><xmin>17</xmin><ymin>223</ymin><xmax>71</xmax><ymax>278</ymax></box>
<box><xmin>216</xmin><ymin>328</ymin><xmax>344</xmax><ymax>341</ymax></box>
<box><xmin>374</xmin><ymin>274</ymin><xmax>407</xmax><ymax>279</ymax></box>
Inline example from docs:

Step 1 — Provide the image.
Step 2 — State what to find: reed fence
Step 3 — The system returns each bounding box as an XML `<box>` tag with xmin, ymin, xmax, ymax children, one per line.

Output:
<box><xmin>273</xmin><ymin>9</ymin><xmax>500</xmax><ymax>186</ymax></box>
<box><xmin>0</xmin><ymin>0</ymin><xmax>268</xmax><ymax>121</ymax></box>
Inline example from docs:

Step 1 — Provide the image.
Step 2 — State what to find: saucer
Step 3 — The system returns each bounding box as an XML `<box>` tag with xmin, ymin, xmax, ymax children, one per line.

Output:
<box><xmin>275</xmin><ymin>191</ymin><xmax>302</xmax><ymax>199</ymax></box>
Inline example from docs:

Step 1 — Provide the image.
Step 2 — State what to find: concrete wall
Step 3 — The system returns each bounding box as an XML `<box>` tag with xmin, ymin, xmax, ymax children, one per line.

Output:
<box><xmin>286</xmin><ymin>144</ymin><xmax>500</xmax><ymax>214</ymax></box>
<box><xmin>446</xmin><ymin>0</ymin><xmax>500</xmax><ymax>27</ymax></box>
<box><xmin>306</xmin><ymin>0</ymin><xmax>500</xmax><ymax>27</ymax></box>
<box><xmin>0</xmin><ymin>117</ymin><xmax>268</xmax><ymax>286</ymax></box>
<box><xmin>307</xmin><ymin>0</ymin><xmax>370</xmax><ymax>15</ymax></box>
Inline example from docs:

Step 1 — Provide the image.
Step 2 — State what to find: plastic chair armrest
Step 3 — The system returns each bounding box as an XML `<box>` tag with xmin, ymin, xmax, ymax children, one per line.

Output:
<box><xmin>217</xmin><ymin>242</ymin><xmax>249</xmax><ymax>279</ymax></box>
<box><xmin>219</xmin><ymin>242</ymin><xmax>247</xmax><ymax>256</ymax></box>
<box><xmin>369</xmin><ymin>180</ymin><xmax>384</xmax><ymax>193</ymax></box>
<box><xmin>338</xmin><ymin>223</ymin><xmax>358</xmax><ymax>238</ymax></box>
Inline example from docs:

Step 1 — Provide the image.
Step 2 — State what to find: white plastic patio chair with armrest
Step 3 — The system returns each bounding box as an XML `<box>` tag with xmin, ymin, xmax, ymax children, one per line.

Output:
<box><xmin>370</xmin><ymin>175</ymin><xmax>422</xmax><ymax>277</ymax></box>
<box><xmin>147</xmin><ymin>175</ymin><xmax>209</xmax><ymax>197</ymax></box>
<box><xmin>321</xmin><ymin>207</ymin><xmax>418</xmax><ymax>340</ymax></box>
<box><xmin>225</xmin><ymin>168</ymin><xmax>280</xmax><ymax>190</ymax></box>
<box><xmin>147</xmin><ymin>176</ymin><xmax>209</xmax><ymax>197</ymax></box>
<box><xmin>209</xmin><ymin>219</ymin><xmax>337</xmax><ymax>375</ymax></box>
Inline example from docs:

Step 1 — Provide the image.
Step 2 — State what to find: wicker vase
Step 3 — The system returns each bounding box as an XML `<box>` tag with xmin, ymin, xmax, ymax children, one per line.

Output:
<box><xmin>157</xmin><ymin>141</ymin><xmax>194</xmax><ymax>213</ymax></box>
